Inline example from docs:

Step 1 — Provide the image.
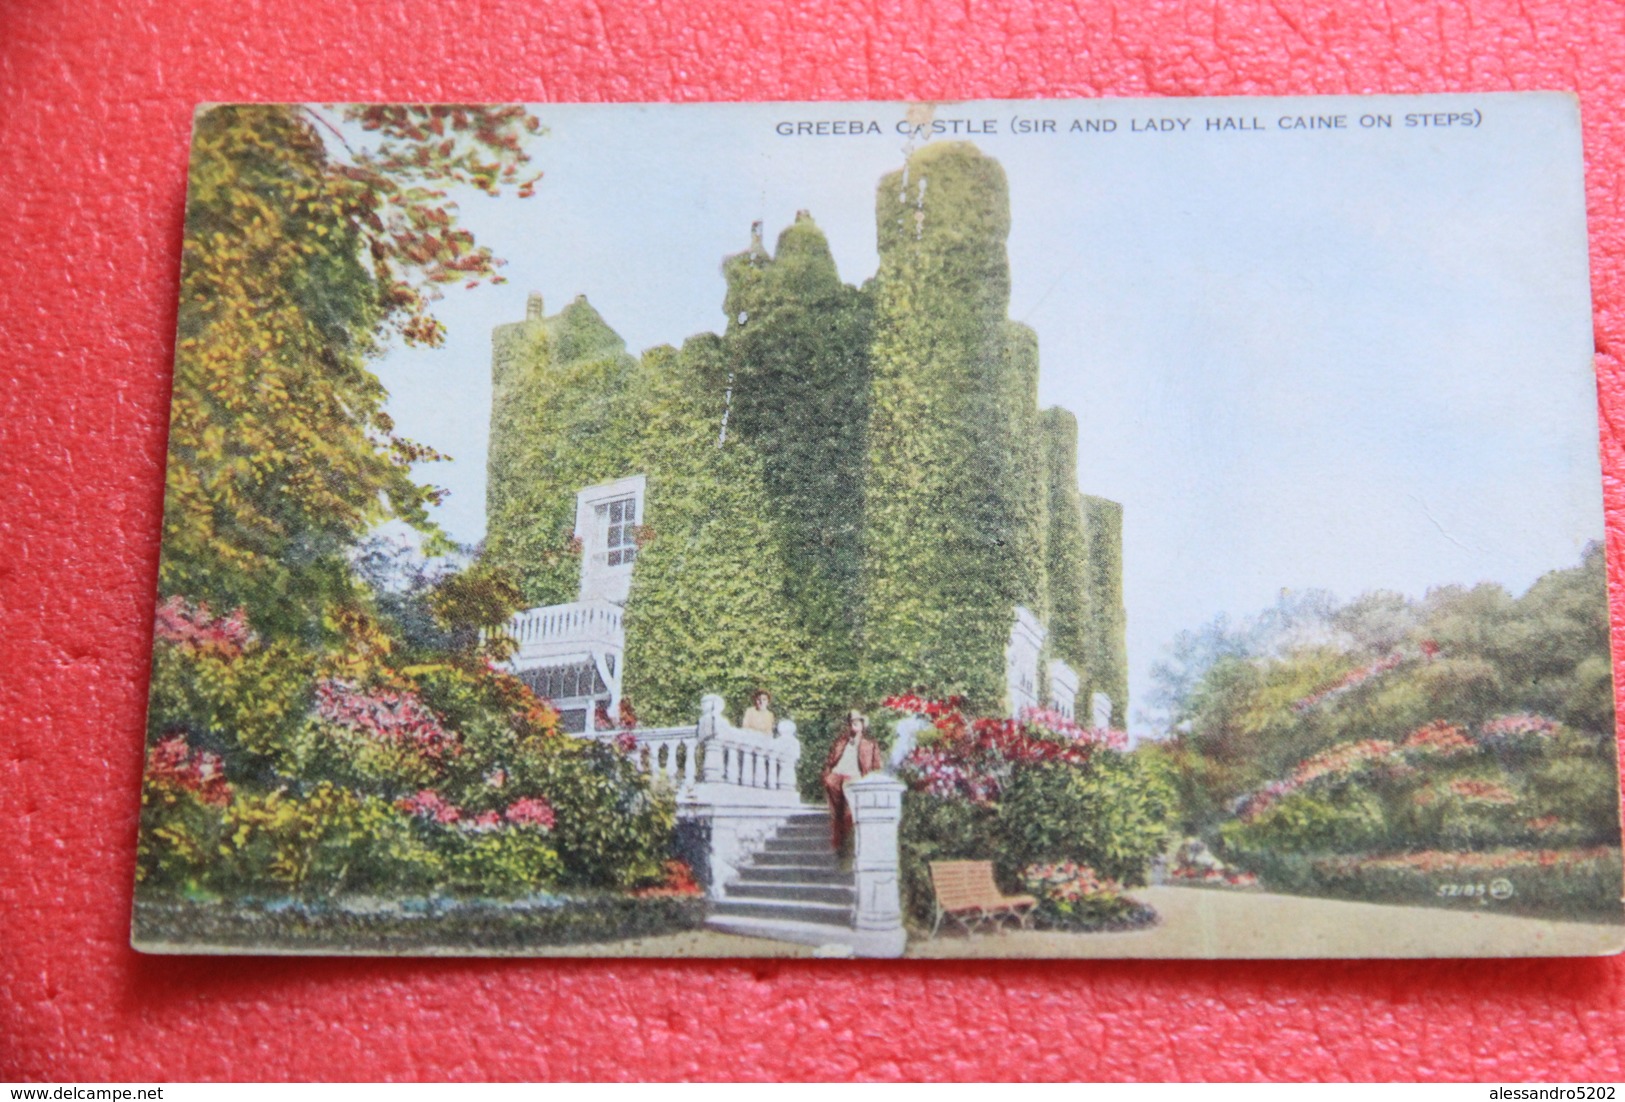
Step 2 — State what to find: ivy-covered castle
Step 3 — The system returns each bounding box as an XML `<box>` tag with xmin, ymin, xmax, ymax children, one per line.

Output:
<box><xmin>485</xmin><ymin>141</ymin><xmax>1126</xmax><ymax>734</ymax></box>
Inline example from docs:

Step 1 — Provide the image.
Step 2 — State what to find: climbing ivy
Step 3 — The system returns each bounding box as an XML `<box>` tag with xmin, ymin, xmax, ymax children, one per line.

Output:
<box><xmin>619</xmin><ymin>338</ymin><xmax>837</xmax><ymax>725</ymax></box>
<box><xmin>484</xmin><ymin>141</ymin><xmax>1129</xmax><ymax>729</ymax></box>
<box><xmin>722</xmin><ymin>214</ymin><xmax>873</xmax><ymax>707</ymax></box>
<box><xmin>1041</xmin><ymin>408</ymin><xmax>1093</xmax><ymax>689</ymax></box>
<box><xmin>1081</xmin><ymin>495</ymin><xmax>1129</xmax><ymax>726</ymax></box>
<box><xmin>484</xmin><ymin>296</ymin><xmax>644</xmax><ymax>606</ymax></box>
<box><xmin>857</xmin><ymin>142</ymin><xmax>1047</xmax><ymax>711</ymax></box>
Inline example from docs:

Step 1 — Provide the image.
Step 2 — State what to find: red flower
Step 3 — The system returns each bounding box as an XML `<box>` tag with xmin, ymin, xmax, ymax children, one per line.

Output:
<box><xmin>634</xmin><ymin>859</ymin><xmax>703</xmax><ymax>898</ymax></box>
<box><xmin>1401</xmin><ymin>720</ymin><xmax>1476</xmax><ymax>758</ymax></box>
<box><xmin>398</xmin><ymin>789</ymin><xmax>461</xmax><ymax>824</ymax></box>
<box><xmin>504</xmin><ymin>796</ymin><xmax>556</xmax><ymax>830</ymax></box>
<box><xmin>316</xmin><ymin>679</ymin><xmax>460</xmax><ymax>764</ymax></box>
<box><xmin>153</xmin><ymin>597</ymin><xmax>253</xmax><ymax>658</ymax></box>
<box><xmin>467</xmin><ymin>810</ymin><xmax>502</xmax><ymax>831</ymax></box>
<box><xmin>146</xmin><ymin>734</ymin><xmax>233</xmax><ymax>807</ymax></box>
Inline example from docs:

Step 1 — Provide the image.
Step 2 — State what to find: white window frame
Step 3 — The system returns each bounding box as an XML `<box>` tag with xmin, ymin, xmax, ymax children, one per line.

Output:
<box><xmin>574</xmin><ymin>475</ymin><xmax>647</xmax><ymax>604</ymax></box>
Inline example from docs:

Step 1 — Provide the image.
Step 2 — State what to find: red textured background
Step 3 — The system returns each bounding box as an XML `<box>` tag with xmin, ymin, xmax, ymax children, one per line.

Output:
<box><xmin>6</xmin><ymin>0</ymin><xmax>1625</xmax><ymax>1082</ymax></box>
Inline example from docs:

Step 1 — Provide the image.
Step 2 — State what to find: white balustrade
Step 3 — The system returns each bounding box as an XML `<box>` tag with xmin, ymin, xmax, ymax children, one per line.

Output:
<box><xmin>587</xmin><ymin>693</ymin><xmax>801</xmax><ymax>804</ymax></box>
<box><xmin>505</xmin><ymin>600</ymin><xmax>624</xmax><ymax>653</ymax></box>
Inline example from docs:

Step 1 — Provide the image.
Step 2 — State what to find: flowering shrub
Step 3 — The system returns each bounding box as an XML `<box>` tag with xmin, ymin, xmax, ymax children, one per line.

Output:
<box><xmin>1479</xmin><ymin>713</ymin><xmax>1560</xmax><ymax>750</ymax></box>
<box><xmin>399</xmin><ymin>788</ymin><xmax>461</xmax><ymax>824</ymax></box>
<box><xmin>1019</xmin><ymin>705</ymin><xmax>1129</xmax><ymax>750</ymax></box>
<box><xmin>221</xmin><ymin>783</ymin><xmax>442</xmax><ymax>897</ymax></box>
<box><xmin>901</xmin><ymin>745</ymin><xmax>999</xmax><ymax>804</ymax></box>
<box><xmin>890</xmin><ymin>691</ymin><xmax>1175</xmax><ymax>926</ymax></box>
<box><xmin>1167</xmin><ymin>863</ymin><xmax>1259</xmax><ymax>889</ymax></box>
<box><xmin>633</xmin><ymin>859</ymin><xmax>703</xmax><ymax>898</ymax></box>
<box><xmin>315</xmin><ymin>679</ymin><xmax>460</xmax><ymax>765</ymax></box>
<box><xmin>1235</xmin><ymin>739</ymin><xmax>1397</xmax><ymax>822</ymax></box>
<box><xmin>442</xmin><ymin>828</ymin><xmax>564</xmax><ymax>896</ymax></box>
<box><xmin>504</xmin><ymin>796</ymin><xmax>557</xmax><ymax>830</ymax></box>
<box><xmin>1445</xmin><ymin>778</ymin><xmax>1518</xmax><ymax>805</ymax></box>
<box><xmin>1018</xmin><ymin>861</ymin><xmax>1154</xmax><ymax>930</ymax></box>
<box><xmin>146</xmin><ymin>734</ymin><xmax>234</xmax><ymax>808</ymax></box>
<box><xmin>138</xmin><ymin>568</ymin><xmax>681</xmax><ymax>915</ymax></box>
<box><xmin>1401</xmin><ymin>721</ymin><xmax>1476</xmax><ymax>759</ymax></box>
<box><xmin>1167</xmin><ymin>840</ymin><xmax>1260</xmax><ymax>889</ymax></box>
<box><xmin>1307</xmin><ymin>846</ymin><xmax>1624</xmax><ymax>918</ymax></box>
<box><xmin>154</xmin><ymin>597</ymin><xmax>254</xmax><ymax>658</ymax></box>
<box><xmin>889</xmin><ymin>694</ymin><xmax>1112</xmax><ymax>807</ymax></box>
<box><xmin>1022</xmin><ymin>860</ymin><xmax>1117</xmax><ymax>899</ymax></box>
<box><xmin>1292</xmin><ymin>650</ymin><xmax>1410</xmax><ymax>712</ymax></box>
<box><xmin>138</xmin><ymin>734</ymin><xmax>238</xmax><ymax>892</ymax></box>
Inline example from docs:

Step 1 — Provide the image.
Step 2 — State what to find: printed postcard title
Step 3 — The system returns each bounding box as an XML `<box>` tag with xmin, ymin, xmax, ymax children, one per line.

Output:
<box><xmin>773</xmin><ymin>108</ymin><xmax>1484</xmax><ymax>138</ymax></box>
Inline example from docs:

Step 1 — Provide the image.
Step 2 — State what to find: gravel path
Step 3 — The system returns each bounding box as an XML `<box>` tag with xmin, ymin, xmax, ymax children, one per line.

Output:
<box><xmin>563</xmin><ymin>886</ymin><xmax>1622</xmax><ymax>958</ymax></box>
<box><xmin>910</xmin><ymin>887</ymin><xmax>1624</xmax><ymax>959</ymax></box>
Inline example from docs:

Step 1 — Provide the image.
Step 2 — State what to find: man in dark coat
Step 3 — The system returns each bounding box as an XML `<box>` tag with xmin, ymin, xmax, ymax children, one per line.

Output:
<box><xmin>822</xmin><ymin>710</ymin><xmax>883</xmax><ymax>852</ymax></box>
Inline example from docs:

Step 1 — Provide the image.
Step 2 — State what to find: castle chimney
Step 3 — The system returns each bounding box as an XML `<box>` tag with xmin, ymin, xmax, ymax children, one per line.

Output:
<box><xmin>795</xmin><ymin>209</ymin><xmax>812</xmax><ymax>222</ymax></box>
<box><xmin>526</xmin><ymin>292</ymin><xmax>545</xmax><ymax>321</ymax></box>
<box><xmin>750</xmin><ymin>220</ymin><xmax>764</xmax><ymax>249</ymax></box>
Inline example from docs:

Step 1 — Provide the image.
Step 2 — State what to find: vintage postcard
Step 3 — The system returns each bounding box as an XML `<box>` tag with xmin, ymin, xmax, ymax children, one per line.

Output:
<box><xmin>134</xmin><ymin>95</ymin><xmax>1621</xmax><ymax>958</ymax></box>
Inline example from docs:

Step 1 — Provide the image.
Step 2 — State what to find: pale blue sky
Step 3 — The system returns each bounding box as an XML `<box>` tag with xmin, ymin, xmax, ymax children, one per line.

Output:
<box><xmin>365</xmin><ymin>95</ymin><xmax>1600</xmax><ymax>731</ymax></box>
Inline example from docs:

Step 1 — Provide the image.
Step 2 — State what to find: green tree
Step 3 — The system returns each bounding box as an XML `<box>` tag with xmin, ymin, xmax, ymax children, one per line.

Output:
<box><xmin>160</xmin><ymin>104</ymin><xmax>541</xmax><ymax>644</ymax></box>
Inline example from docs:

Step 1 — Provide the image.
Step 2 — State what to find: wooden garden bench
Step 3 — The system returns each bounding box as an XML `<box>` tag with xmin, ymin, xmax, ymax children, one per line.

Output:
<box><xmin>928</xmin><ymin>860</ymin><xmax>1038</xmax><ymax>937</ymax></box>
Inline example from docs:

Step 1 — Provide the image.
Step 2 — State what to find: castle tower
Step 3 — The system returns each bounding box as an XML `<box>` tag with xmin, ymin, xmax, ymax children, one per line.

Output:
<box><xmin>486</xmin><ymin>294</ymin><xmax>641</xmax><ymax>608</ymax></box>
<box><xmin>720</xmin><ymin>210</ymin><xmax>872</xmax><ymax>701</ymax></box>
<box><xmin>858</xmin><ymin>142</ymin><xmax>1050</xmax><ymax>709</ymax></box>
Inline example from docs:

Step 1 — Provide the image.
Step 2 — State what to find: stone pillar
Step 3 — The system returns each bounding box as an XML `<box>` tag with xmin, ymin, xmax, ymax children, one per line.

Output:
<box><xmin>699</xmin><ymin>694</ymin><xmax>726</xmax><ymax>784</ymax></box>
<box><xmin>847</xmin><ymin>773</ymin><xmax>907</xmax><ymax>958</ymax></box>
<box><xmin>777</xmin><ymin>719</ymin><xmax>800</xmax><ymax>791</ymax></box>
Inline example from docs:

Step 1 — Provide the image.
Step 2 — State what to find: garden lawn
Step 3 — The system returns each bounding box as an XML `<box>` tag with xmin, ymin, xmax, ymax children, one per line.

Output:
<box><xmin>904</xmin><ymin>885</ymin><xmax>1624</xmax><ymax>958</ymax></box>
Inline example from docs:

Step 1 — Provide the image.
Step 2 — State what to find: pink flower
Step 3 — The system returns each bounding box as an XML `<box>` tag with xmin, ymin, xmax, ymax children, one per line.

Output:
<box><xmin>153</xmin><ymin>597</ymin><xmax>254</xmax><ymax>658</ymax></box>
<box><xmin>504</xmin><ymin>797</ymin><xmax>556</xmax><ymax>831</ymax></box>
<box><xmin>467</xmin><ymin>810</ymin><xmax>502</xmax><ymax>832</ymax></box>
<box><xmin>1479</xmin><ymin>713</ymin><xmax>1559</xmax><ymax>746</ymax></box>
<box><xmin>1292</xmin><ymin>649</ymin><xmax>1411</xmax><ymax>712</ymax></box>
<box><xmin>146</xmin><ymin>734</ymin><xmax>233</xmax><ymax>807</ymax></box>
<box><xmin>1445</xmin><ymin>778</ymin><xmax>1517</xmax><ymax>805</ymax></box>
<box><xmin>1401</xmin><ymin>721</ymin><xmax>1476</xmax><ymax>758</ymax></box>
<box><xmin>398</xmin><ymin>789</ymin><xmax>461</xmax><ymax>824</ymax></box>
<box><xmin>316</xmin><ymin>680</ymin><xmax>460</xmax><ymax>764</ymax></box>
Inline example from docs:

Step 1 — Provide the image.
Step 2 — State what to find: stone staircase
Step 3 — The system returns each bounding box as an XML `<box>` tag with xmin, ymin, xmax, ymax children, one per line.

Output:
<box><xmin>705</xmin><ymin>809</ymin><xmax>858</xmax><ymax>951</ymax></box>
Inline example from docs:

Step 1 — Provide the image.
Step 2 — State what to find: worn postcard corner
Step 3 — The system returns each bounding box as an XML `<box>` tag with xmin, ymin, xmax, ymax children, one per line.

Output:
<box><xmin>133</xmin><ymin>95</ymin><xmax>1623</xmax><ymax>960</ymax></box>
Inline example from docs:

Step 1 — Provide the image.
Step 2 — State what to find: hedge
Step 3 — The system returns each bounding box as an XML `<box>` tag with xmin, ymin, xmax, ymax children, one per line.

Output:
<box><xmin>131</xmin><ymin>892</ymin><xmax>707</xmax><ymax>953</ymax></box>
<box><xmin>1232</xmin><ymin>846</ymin><xmax>1624</xmax><ymax>922</ymax></box>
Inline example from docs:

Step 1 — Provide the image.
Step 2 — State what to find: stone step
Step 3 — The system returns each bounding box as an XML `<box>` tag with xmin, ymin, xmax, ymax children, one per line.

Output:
<box><xmin>770</xmin><ymin>828</ymin><xmax>832</xmax><ymax>845</ymax></box>
<box><xmin>726</xmin><ymin>880</ymin><xmax>856</xmax><ymax>906</ymax></box>
<box><xmin>748</xmin><ymin>850</ymin><xmax>844</xmax><ymax>869</ymax></box>
<box><xmin>711</xmin><ymin>898</ymin><xmax>852</xmax><ymax>928</ymax></box>
<box><xmin>762</xmin><ymin>836</ymin><xmax>836</xmax><ymax>855</ymax></box>
<box><xmin>730</xmin><ymin>864</ymin><xmax>852</xmax><ymax>885</ymax></box>
<box><xmin>704</xmin><ymin>915</ymin><xmax>858</xmax><ymax>953</ymax></box>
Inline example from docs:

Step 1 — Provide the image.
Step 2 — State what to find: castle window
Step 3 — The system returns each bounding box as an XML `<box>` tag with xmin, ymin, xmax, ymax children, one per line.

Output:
<box><xmin>602</xmin><ymin>496</ymin><xmax>638</xmax><ymax>567</ymax></box>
